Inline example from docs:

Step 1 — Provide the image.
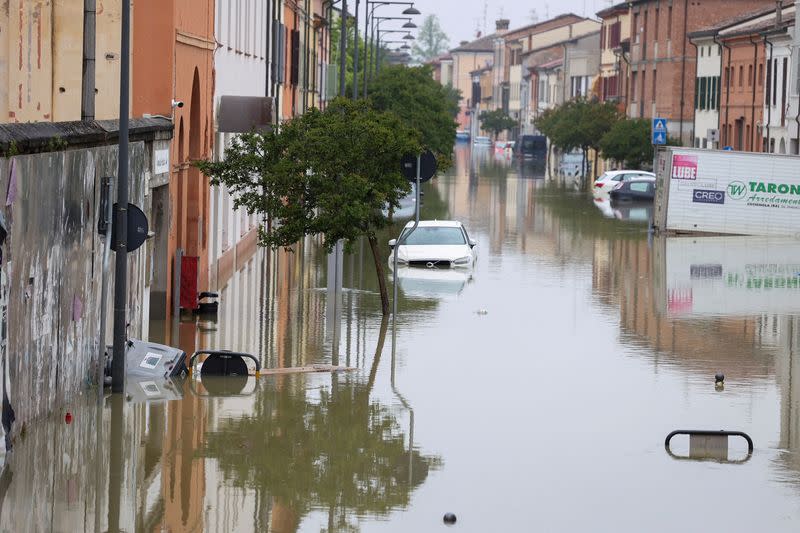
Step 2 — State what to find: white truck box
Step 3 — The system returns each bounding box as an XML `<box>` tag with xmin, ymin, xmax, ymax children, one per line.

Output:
<box><xmin>654</xmin><ymin>147</ymin><xmax>800</xmax><ymax>236</ymax></box>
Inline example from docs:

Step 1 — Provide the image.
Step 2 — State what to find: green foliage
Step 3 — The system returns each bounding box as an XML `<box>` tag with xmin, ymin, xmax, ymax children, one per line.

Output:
<box><xmin>1</xmin><ymin>141</ymin><xmax>20</xmax><ymax>158</ymax></box>
<box><xmin>367</xmin><ymin>65</ymin><xmax>457</xmax><ymax>169</ymax></box>
<box><xmin>535</xmin><ymin>98</ymin><xmax>621</xmax><ymax>153</ymax></box>
<box><xmin>197</xmin><ymin>98</ymin><xmax>421</xmax><ymax>315</ymax></box>
<box><xmin>598</xmin><ymin>118</ymin><xmax>653</xmax><ymax>168</ymax></box>
<box><xmin>196</xmin><ymin>98</ymin><xmax>420</xmax><ymax>253</ymax></box>
<box><xmin>478</xmin><ymin>109</ymin><xmax>517</xmax><ymax>140</ymax></box>
<box><xmin>411</xmin><ymin>15</ymin><xmax>449</xmax><ymax>62</ymax></box>
<box><xmin>330</xmin><ymin>16</ymin><xmax>387</xmax><ymax>95</ymax></box>
<box><xmin>442</xmin><ymin>84</ymin><xmax>462</xmax><ymax>119</ymax></box>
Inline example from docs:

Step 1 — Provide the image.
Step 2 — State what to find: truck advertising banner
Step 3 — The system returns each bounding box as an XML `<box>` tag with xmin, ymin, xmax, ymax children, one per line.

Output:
<box><xmin>659</xmin><ymin>236</ymin><xmax>800</xmax><ymax>316</ymax></box>
<box><xmin>656</xmin><ymin>148</ymin><xmax>800</xmax><ymax>236</ymax></box>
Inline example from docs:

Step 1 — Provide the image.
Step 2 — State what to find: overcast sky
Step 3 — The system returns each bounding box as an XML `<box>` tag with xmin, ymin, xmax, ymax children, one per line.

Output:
<box><xmin>362</xmin><ymin>0</ymin><xmax>611</xmax><ymax>48</ymax></box>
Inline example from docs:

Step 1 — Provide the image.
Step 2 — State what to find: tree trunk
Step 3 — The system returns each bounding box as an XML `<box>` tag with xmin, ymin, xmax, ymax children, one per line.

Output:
<box><xmin>368</xmin><ymin>233</ymin><xmax>390</xmax><ymax>316</ymax></box>
<box><xmin>592</xmin><ymin>147</ymin><xmax>599</xmax><ymax>190</ymax></box>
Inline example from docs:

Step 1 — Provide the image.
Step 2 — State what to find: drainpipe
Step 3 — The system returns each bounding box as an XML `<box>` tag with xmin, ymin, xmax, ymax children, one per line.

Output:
<box><xmin>718</xmin><ymin>35</ymin><xmax>732</xmax><ymax>147</ymax></box>
<box><xmin>765</xmin><ymin>35</ymin><xmax>773</xmax><ymax>151</ymax></box>
<box><xmin>712</xmin><ymin>34</ymin><xmax>724</xmax><ymax>147</ymax></box>
<box><xmin>749</xmin><ymin>35</ymin><xmax>759</xmax><ymax>151</ymax></box>
<box><xmin>678</xmin><ymin>0</ymin><xmax>689</xmax><ymax>144</ymax></box>
<box><xmin>81</xmin><ymin>0</ymin><xmax>96</xmax><ymax>121</ymax></box>
<box><xmin>688</xmin><ymin>40</ymin><xmax>698</xmax><ymax>146</ymax></box>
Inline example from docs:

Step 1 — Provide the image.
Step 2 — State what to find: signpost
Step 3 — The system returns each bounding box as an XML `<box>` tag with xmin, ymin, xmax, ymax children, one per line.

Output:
<box><xmin>392</xmin><ymin>150</ymin><xmax>437</xmax><ymax>314</ymax></box>
<box><xmin>652</xmin><ymin>117</ymin><xmax>667</xmax><ymax>145</ymax></box>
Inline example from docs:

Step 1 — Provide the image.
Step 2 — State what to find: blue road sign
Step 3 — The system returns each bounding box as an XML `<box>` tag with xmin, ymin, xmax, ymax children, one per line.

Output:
<box><xmin>652</xmin><ymin>117</ymin><xmax>667</xmax><ymax>145</ymax></box>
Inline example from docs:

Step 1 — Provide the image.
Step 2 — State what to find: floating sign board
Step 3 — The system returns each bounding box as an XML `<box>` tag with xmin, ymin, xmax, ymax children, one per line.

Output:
<box><xmin>654</xmin><ymin>147</ymin><xmax>800</xmax><ymax>236</ymax></box>
<box><xmin>659</xmin><ymin>236</ymin><xmax>800</xmax><ymax>316</ymax></box>
<box><xmin>652</xmin><ymin>117</ymin><xmax>667</xmax><ymax>145</ymax></box>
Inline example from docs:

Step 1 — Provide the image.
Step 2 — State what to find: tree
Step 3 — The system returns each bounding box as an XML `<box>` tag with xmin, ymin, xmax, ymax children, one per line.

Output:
<box><xmin>368</xmin><ymin>65</ymin><xmax>458</xmax><ymax>169</ymax></box>
<box><xmin>411</xmin><ymin>15</ymin><xmax>449</xmax><ymax>62</ymax></box>
<box><xmin>479</xmin><ymin>109</ymin><xmax>517</xmax><ymax>140</ymax></box>
<box><xmin>535</xmin><ymin>98</ymin><xmax>621</xmax><ymax>184</ymax></box>
<box><xmin>195</xmin><ymin>99</ymin><xmax>421</xmax><ymax>316</ymax></box>
<box><xmin>599</xmin><ymin>118</ymin><xmax>654</xmax><ymax>169</ymax></box>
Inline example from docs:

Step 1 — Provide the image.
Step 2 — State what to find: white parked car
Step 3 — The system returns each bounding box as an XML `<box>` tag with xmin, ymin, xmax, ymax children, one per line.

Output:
<box><xmin>593</xmin><ymin>170</ymin><xmax>655</xmax><ymax>195</ymax></box>
<box><xmin>388</xmin><ymin>220</ymin><xmax>477</xmax><ymax>269</ymax></box>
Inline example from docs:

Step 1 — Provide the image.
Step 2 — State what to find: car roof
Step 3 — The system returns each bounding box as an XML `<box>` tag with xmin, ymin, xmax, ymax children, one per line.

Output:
<box><xmin>625</xmin><ymin>176</ymin><xmax>656</xmax><ymax>182</ymax></box>
<box><xmin>603</xmin><ymin>170</ymin><xmax>655</xmax><ymax>176</ymax></box>
<box><xmin>403</xmin><ymin>220</ymin><xmax>463</xmax><ymax>228</ymax></box>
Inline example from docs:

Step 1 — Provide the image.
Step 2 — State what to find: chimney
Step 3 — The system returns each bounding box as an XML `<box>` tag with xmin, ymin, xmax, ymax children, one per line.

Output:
<box><xmin>460</xmin><ymin>40</ymin><xmax>469</xmax><ymax>46</ymax></box>
<box><xmin>776</xmin><ymin>0</ymin><xmax>783</xmax><ymax>28</ymax></box>
<box><xmin>496</xmin><ymin>19</ymin><xmax>510</xmax><ymax>34</ymax></box>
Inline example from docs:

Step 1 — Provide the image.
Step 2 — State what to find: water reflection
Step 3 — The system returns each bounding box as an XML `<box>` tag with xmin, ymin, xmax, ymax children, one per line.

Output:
<box><xmin>6</xmin><ymin>144</ymin><xmax>800</xmax><ymax>530</ymax></box>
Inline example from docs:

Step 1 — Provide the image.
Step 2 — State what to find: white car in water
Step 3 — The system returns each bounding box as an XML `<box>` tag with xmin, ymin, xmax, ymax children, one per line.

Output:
<box><xmin>593</xmin><ymin>170</ymin><xmax>655</xmax><ymax>196</ymax></box>
<box><xmin>388</xmin><ymin>220</ymin><xmax>477</xmax><ymax>269</ymax></box>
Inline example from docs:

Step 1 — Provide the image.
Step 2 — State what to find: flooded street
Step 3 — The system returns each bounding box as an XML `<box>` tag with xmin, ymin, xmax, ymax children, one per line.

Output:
<box><xmin>4</xmin><ymin>145</ymin><xmax>800</xmax><ymax>532</ymax></box>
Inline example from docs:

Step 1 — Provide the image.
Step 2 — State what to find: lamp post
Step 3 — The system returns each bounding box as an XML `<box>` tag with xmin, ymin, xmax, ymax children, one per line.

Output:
<box><xmin>364</xmin><ymin>2</ymin><xmax>420</xmax><ymax>95</ymax></box>
<box><xmin>376</xmin><ymin>30</ymin><xmax>413</xmax><ymax>73</ymax></box>
<box><xmin>338</xmin><ymin>0</ymin><xmax>349</xmax><ymax>96</ymax></box>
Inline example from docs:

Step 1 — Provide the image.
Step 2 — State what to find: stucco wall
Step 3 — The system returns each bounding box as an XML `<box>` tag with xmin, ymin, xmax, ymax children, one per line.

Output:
<box><xmin>1</xmin><ymin>0</ymin><xmax>126</xmax><ymax>123</ymax></box>
<box><xmin>0</xmin><ymin>142</ymin><xmax>152</xmax><ymax>430</ymax></box>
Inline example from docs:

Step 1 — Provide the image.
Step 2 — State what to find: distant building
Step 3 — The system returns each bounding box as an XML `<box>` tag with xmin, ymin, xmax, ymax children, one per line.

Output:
<box><xmin>133</xmin><ymin>0</ymin><xmax>215</xmax><ymax>319</ymax></box>
<box><xmin>597</xmin><ymin>2</ymin><xmax>631</xmax><ymax>108</ymax></box>
<box><xmin>689</xmin><ymin>4</ymin><xmax>795</xmax><ymax>152</ymax></box>
<box><xmin>626</xmin><ymin>0</ymin><xmax>777</xmax><ymax>145</ymax></box>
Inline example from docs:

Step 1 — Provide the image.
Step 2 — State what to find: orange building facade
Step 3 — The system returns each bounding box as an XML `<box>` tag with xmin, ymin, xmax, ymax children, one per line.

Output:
<box><xmin>133</xmin><ymin>0</ymin><xmax>215</xmax><ymax>320</ymax></box>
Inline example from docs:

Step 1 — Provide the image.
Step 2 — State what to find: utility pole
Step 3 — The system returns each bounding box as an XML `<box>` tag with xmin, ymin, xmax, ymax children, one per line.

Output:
<box><xmin>81</xmin><ymin>0</ymin><xmax>96</xmax><ymax>121</ymax></box>
<box><xmin>111</xmin><ymin>0</ymin><xmax>131</xmax><ymax>393</ymax></box>
<box><xmin>339</xmin><ymin>0</ymin><xmax>348</xmax><ymax>96</ymax></box>
<box><xmin>353</xmin><ymin>0</ymin><xmax>360</xmax><ymax>98</ymax></box>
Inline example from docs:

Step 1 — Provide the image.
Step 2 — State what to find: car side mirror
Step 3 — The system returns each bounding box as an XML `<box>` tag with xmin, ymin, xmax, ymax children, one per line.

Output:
<box><xmin>469</xmin><ymin>238</ymin><xmax>477</xmax><ymax>248</ymax></box>
<box><xmin>388</xmin><ymin>239</ymin><xmax>397</xmax><ymax>249</ymax></box>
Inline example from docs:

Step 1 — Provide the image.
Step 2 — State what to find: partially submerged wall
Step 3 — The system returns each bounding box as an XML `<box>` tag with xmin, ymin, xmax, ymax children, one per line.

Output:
<box><xmin>0</xmin><ymin>118</ymin><xmax>172</xmax><ymax>437</ymax></box>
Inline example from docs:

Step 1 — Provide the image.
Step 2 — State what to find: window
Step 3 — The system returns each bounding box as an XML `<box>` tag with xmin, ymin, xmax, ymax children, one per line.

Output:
<box><xmin>641</xmin><ymin>70</ymin><xmax>647</xmax><ymax>103</ymax></box>
<box><xmin>609</xmin><ymin>21</ymin><xmax>621</xmax><ymax>48</ymax></box>
<box><xmin>632</xmin><ymin>71</ymin><xmax>638</xmax><ymax>101</ymax></box>
<box><xmin>738</xmin><ymin>65</ymin><xmax>743</xmax><ymax>87</ymax></box>
<box><xmin>401</xmin><ymin>226</ymin><xmax>466</xmax><ymax>245</ymax></box>
<box><xmin>782</xmin><ymin>57</ymin><xmax>788</xmax><ymax>124</ymax></box>
<box><xmin>652</xmin><ymin>69</ymin><xmax>657</xmax><ymax>102</ymax></box>
<box><xmin>748</xmin><ymin>64</ymin><xmax>753</xmax><ymax>87</ymax></box>
<box><xmin>667</xmin><ymin>7</ymin><xmax>673</xmax><ymax>38</ymax></box>
<box><xmin>630</xmin><ymin>182</ymin><xmax>651</xmax><ymax>193</ymax></box>
<box><xmin>700</xmin><ymin>47</ymin><xmax>704</xmax><ymax>58</ymax></box>
<box><xmin>773</xmin><ymin>59</ymin><xmax>779</xmax><ymax>104</ymax></box>
<box><xmin>758</xmin><ymin>63</ymin><xmax>763</xmax><ymax>86</ymax></box>
<box><xmin>655</xmin><ymin>8</ymin><xmax>660</xmax><ymax>41</ymax></box>
<box><xmin>766</xmin><ymin>59</ymin><xmax>772</xmax><ymax>104</ymax></box>
<box><xmin>643</xmin><ymin>9</ymin><xmax>648</xmax><ymax>55</ymax></box>
<box><xmin>634</xmin><ymin>13</ymin><xmax>640</xmax><ymax>43</ymax></box>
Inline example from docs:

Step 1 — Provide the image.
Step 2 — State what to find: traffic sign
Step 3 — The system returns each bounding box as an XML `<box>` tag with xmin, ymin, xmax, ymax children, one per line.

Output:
<box><xmin>652</xmin><ymin>117</ymin><xmax>667</xmax><ymax>145</ymax></box>
<box><xmin>401</xmin><ymin>150</ymin><xmax>438</xmax><ymax>182</ymax></box>
<box><xmin>111</xmin><ymin>203</ymin><xmax>150</xmax><ymax>253</ymax></box>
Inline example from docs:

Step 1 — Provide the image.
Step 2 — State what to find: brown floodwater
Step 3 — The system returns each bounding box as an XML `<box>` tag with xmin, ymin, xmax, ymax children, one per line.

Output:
<box><xmin>3</xmin><ymin>145</ymin><xmax>800</xmax><ymax>531</ymax></box>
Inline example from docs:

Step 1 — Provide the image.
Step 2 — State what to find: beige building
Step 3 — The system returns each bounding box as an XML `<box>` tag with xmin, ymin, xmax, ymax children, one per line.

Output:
<box><xmin>0</xmin><ymin>1</ymin><xmax>125</xmax><ymax>123</ymax></box>
<box><xmin>449</xmin><ymin>35</ymin><xmax>495</xmax><ymax>131</ymax></box>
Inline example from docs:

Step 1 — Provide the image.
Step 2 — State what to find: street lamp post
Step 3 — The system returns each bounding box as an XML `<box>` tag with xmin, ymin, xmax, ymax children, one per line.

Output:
<box><xmin>376</xmin><ymin>29</ymin><xmax>413</xmax><ymax>73</ymax></box>
<box><xmin>363</xmin><ymin>17</ymin><xmax>415</xmax><ymax>96</ymax></box>
<box><xmin>364</xmin><ymin>2</ymin><xmax>420</xmax><ymax>94</ymax></box>
<box><xmin>339</xmin><ymin>0</ymin><xmax>348</xmax><ymax>96</ymax></box>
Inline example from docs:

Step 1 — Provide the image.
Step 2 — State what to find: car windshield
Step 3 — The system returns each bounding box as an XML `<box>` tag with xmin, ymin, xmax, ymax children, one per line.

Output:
<box><xmin>401</xmin><ymin>226</ymin><xmax>466</xmax><ymax>245</ymax></box>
